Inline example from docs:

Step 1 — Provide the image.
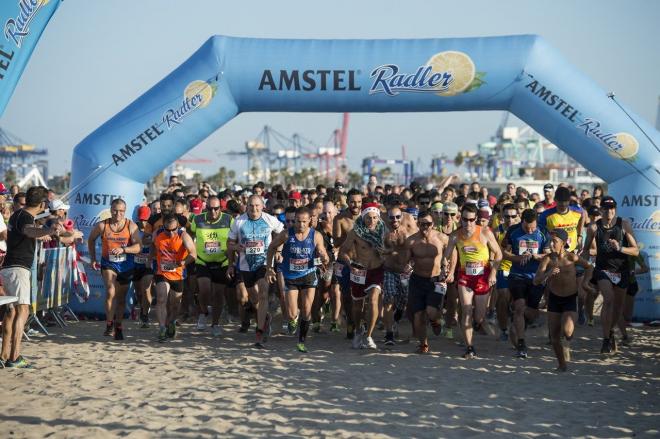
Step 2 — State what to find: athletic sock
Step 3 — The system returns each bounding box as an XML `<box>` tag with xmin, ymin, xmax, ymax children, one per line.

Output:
<box><xmin>299</xmin><ymin>318</ymin><xmax>310</xmax><ymax>343</ymax></box>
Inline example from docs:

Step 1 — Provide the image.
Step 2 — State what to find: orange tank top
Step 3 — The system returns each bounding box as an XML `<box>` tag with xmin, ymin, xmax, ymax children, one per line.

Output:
<box><xmin>101</xmin><ymin>219</ymin><xmax>132</xmax><ymax>260</ymax></box>
<box><xmin>154</xmin><ymin>228</ymin><xmax>188</xmax><ymax>280</ymax></box>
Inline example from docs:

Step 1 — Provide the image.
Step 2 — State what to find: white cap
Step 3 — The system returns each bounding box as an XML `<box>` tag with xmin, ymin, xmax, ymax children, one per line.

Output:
<box><xmin>425</xmin><ymin>183</ymin><xmax>435</xmax><ymax>191</ymax></box>
<box><xmin>49</xmin><ymin>199</ymin><xmax>70</xmax><ymax>211</ymax></box>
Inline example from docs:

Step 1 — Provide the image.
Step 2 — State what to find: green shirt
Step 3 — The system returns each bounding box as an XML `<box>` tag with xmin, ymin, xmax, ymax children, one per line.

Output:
<box><xmin>190</xmin><ymin>212</ymin><xmax>232</xmax><ymax>266</ymax></box>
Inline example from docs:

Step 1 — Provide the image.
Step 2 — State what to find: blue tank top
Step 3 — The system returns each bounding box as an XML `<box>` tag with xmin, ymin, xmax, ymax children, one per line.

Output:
<box><xmin>281</xmin><ymin>228</ymin><xmax>316</xmax><ymax>279</ymax></box>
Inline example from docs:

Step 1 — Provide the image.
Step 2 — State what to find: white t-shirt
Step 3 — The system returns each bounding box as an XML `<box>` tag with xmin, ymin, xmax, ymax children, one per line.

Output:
<box><xmin>228</xmin><ymin>212</ymin><xmax>283</xmax><ymax>271</ymax></box>
<box><xmin>0</xmin><ymin>215</ymin><xmax>7</xmax><ymax>252</ymax></box>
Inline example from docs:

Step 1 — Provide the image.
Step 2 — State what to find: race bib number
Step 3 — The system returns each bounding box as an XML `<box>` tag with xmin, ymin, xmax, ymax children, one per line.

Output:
<box><xmin>333</xmin><ymin>262</ymin><xmax>344</xmax><ymax>277</ymax></box>
<box><xmin>204</xmin><ymin>242</ymin><xmax>220</xmax><ymax>255</ymax></box>
<box><xmin>350</xmin><ymin>267</ymin><xmax>367</xmax><ymax>285</ymax></box>
<box><xmin>603</xmin><ymin>270</ymin><xmax>621</xmax><ymax>285</ymax></box>
<box><xmin>518</xmin><ymin>240</ymin><xmax>539</xmax><ymax>255</ymax></box>
<box><xmin>314</xmin><ymin>257</ymin><xmax>322</xmax><ymax>266</ymax></box>
<box><xmin>465</xmin><ymin>262</ymin><xmax>484</xmax><ymax>276</ymax></box>
<box><xmin>109</xmin><ymin>253</ymin><xmax>126</xmax><ymax>263</ymax></box>
<box><xmin>245</xmin><ymin>240</ymin><xmax>265</xmax><ymax>255</ymax></box>
<box><xmin>160</xmin><ymin>261</ymin><xmax>178</xmax><ymax>272</ymax></box>
<box><xmin>434</xmin><ymin>282</ymin><xmax>447</xmax><ymax>295</ymax></box>
<box><xmin>134</xmin><ymin>254</ymin><xmax>149</xmax><ymax>265</ymax></box>
<box><xmin>290</xmin><ymin>258</ymin><xmax>309</xmax><ymax>272</ymax></box>
<box><xmin>399</xmin><ymin>273</ymin><xmax>410</xmax><ymax>288</ymax></box>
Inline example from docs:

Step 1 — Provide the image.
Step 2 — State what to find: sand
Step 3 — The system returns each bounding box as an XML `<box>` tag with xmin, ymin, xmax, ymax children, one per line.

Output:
<box><xmin>1</xmin><ymin>314</ymin><xmax>658</xmax><ymax>439</ymax></box>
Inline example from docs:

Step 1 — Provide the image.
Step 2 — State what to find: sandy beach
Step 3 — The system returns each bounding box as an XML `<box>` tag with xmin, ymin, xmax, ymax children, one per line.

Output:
<box><xmin>2</xmin><ymin>314</ymin><xmax>658</xmax><ymax>439</ymax></box>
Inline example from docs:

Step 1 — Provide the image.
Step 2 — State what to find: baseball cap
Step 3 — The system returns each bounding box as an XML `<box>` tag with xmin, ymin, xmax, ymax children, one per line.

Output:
<box><xmin>588</xmin><ymin>206</ymin><xmax>601</xmax><ymax>217</ymax></box>
<box><xmin>601</xmin><ymin>196</ymin><xmax>617</xmax><ymax>209</ymax></box>
<box><xmin>477</xmin><ymin>199</ymin><xmax>489</xmax><ymax>209</ymax></box>
<box><xmin>189</xmin><ymin>198</ymin><xmax>203</xmax><ymax>214</ymax></box>
<box><xmin>431</xmin><ymin>202</ymin><xmax>443</xmax><ymax>212</ymax></box>
<box><xmin>443</xmin><ymin>202</ymin><xmax>458</xmax><ymax>214</ymax></box>
<box><xmin>137</xmin><ymin>205</ymin><xmax>151</xmax><ymax>221</ymax></box>
<box><xmin>478</xmin><ymin>208</ymin><xmax>491</xmax><ymax>220</ymax></box>
<box><xmin>49</xmin><ymin>199</ymin><xmax>70</xmax><ymax>211</ymax></box>
<box><xmin>0</xmin><ymin>182</ymin><xmax>10</xmax><ymax>195</ymax></box>
<box><xmin>543</xmin><ymin>183</ymin><xmax>554</xmax><ymax>192</ymax></box>
<box><xmin>550</xmin><ymin>228</ymin><xmax>570</xmax><ymax>248</ymax></box>
<box><xmin>288</xmin><ymin>191</ymin><xmax>302</xmax><ymax>201</ymax></box>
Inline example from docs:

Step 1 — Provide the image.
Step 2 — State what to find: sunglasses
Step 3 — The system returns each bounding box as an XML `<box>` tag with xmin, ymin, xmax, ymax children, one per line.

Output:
<box><xmin>165</xmin><ymin>227</ymin><xmax>178</xmax><ymax>232</ymax></box>
<box><xmin>208</xmin><ymin>206</ymin><xmax>221</xmax><ymax>211</ymax></box>
<box><xmin>418</xmin><ymin>221</ymin><xmax>433</xmax><ymax>227</ymax></box>
<box><xmin>389</xmin><ymin>215</ymin><xmax>401</xmax><ymax>220</ymax></box>
<box><xmin>443</xmin><ymin>212</ymin><xmax>456</xmax><ymax>216</ymax></box>
<box><xmin>461</xmin><ymin>217</ymin><xmax>477</xmax><ymax>223</ymax></box>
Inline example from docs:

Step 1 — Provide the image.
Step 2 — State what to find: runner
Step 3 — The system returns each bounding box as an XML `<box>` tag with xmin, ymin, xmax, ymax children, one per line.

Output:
<box><xmin>152</xmin><ymin>214</ymin><xmax>197</xmax><ymax>342</ymax></box>
<box><xmin>191</xmin><ymin>196</ymin><xmax>233</xmax><ymax>336</ymax></box>
<box><xmin>534</xmin><ymin>229</ymin><xmax>594</xmax><ymax>371</ymax></box>
<box><xmin>312</xmin><ymin>201</ymin><xmax>338</xmax><ymax>332</ymax></box>
<box><xmin>403</xmin><ymin>210</ymin><xmax>456</xmax><ymax>353</ymax></box>
<box><xmin>266</xmin><ymin>206</ymin><xmax>330</xmax><ymax>352</ymax></box>
<box><xmin>332</xmin><ymin>189</ymin><xmax>362</xmax><ymax>339</ymax></box>
<box><xmin>87</xmin><ymin>199</ymin><xmax>141</xmax><ymax>340</ymax></box>
<box><xmin>502</xmin><ymin>209</ymin><xmax>550</xmax><ymax>358</ymax></box>
<box><xmin>381</xmin><ymin>206</ymin><xmax>415</xmax><ymax>346</ymax></box>
<box><xmin>582</xmin><ymin>196</ymin><xmax>639</xmax><ymax>354</ymax></box>
<box><xmin>494</xmin><ymin>203</ymin><xmax>520</xmax><ymax>342</ymax></box>
<box><xmin>133</xmin><ymin>205</ymin><xmax>154</xmax><ymax>328</ymax></box>
<box><xmin>443</xmin><ymin>204</ymin><xmax>501</xmax><ymax>358</ymax></box>
<box><xmin>338</xmin><ymin>202</ymin><xmax>385</xmax><ymax>349</ymax></box>
<box><xmin>227</xmin><ymin>194</ymin><xmax>284</xmax><ymax>348</ymax></box>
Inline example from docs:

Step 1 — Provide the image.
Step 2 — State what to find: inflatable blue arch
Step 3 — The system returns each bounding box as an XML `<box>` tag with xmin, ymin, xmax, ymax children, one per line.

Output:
<box><xmin>68</xmin><ymin>35</ymin><xmax>660</xmax><ymax>319</ymax></box>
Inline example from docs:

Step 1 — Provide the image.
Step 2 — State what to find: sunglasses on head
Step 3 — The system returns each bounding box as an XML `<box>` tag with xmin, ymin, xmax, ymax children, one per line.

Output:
<box><xmin>461</xmin><ymin>216</ymin><xmax>476</xmax><ymax>223</ymax></box>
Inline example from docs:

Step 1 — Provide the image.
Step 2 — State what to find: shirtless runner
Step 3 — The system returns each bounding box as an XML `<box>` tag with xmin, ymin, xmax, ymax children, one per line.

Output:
<box><xmin>338</xmin><ymin>202</ymin><xmax>385</xmax><ymax>349</ymax></box>
<box><xmin>534</xmin><ymin>228</ymin><xmax>594</xmax><ymax>371</ymax></box>
<box><xmin>403</xmin><ymin>211</ymin><xmax>456</xmax><ymax>353</ymax></box>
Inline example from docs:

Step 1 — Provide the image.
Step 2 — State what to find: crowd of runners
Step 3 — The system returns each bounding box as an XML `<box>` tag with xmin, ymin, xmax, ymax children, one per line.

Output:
<box><xmin>0</xmin><ymin>176</ymin><xmax>647</xmax><ymax>371</ymax></box>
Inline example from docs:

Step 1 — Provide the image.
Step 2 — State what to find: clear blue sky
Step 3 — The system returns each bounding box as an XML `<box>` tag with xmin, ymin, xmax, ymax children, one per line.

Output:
<box><xmin>2</xmin><ymin>0</ymin><xmax>659</xmax><ymax>178</ymax></box>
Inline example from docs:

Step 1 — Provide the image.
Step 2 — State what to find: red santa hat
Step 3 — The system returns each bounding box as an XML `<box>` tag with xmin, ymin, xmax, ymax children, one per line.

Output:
<box><xmin>361</xmin><ymin>202</ymin><xmax>381</xmax><ymax>218</ymax></box>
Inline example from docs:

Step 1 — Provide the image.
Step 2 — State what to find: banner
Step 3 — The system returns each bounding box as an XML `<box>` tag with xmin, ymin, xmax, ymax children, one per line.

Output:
<box><xmin>0</xmin><ymin>0</ymin><xmax>62</xmax><ymax>117</ymax></box>
<box><xmin>68</xmin><ymin>35</ymin><xmax>660</xmax><ymax>318</ymax></box>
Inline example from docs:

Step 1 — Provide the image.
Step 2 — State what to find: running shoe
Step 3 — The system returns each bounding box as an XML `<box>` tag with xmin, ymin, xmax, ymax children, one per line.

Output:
<box><xmin>158</xmin><ymin>326</ymin><xmax>167</xmax><ymax>343</ymax></box>
<box><xmin>486</xmin><ymin>309</ymin><xmax>496</xmax><ymax>324</ymax></box>
<box><xmin>463</xmin><ymin>346</ymin><xmax>477</xmax><ymax>359</ymax></box>
<box><xmin>114</xmin><ymin>327</ymin><xmax>124</xmax><ymax>341</ymax></box>
<box><xmin>312</xmin><ymin>322</ymin><xmax>321</xmax><ymax>333</ymax></box>
<box><xmin>610</xmin><ymin>332</ymin><xmax>618</xmax><ymax>353</ymax></box>
<box><xmin>140</xmin><ymin>319</ymin><xmax>149</xmax><ymax>329</ymax></box>
<box><xmin>211</xmin><ymin>325</ymin><xmax>222</xmax><ymax>337</ymax></box>
<box><xmin>296</xmin><ymin>343</ymin><xmax>308</xmax><ymax>353</ymax></box>
<box><xmin>384</xmin><ymin>332</ymin><xmax>395</xmax><ymax>346</ymax></box>
<box><xmin>362</xmin><ymin>336</ymin><xmax>377</xmax><ymax>350</ymax></box>
<box><xmin>329</xmin><ymin>321</ymin><xmax>341</xmax><ymax>333</ymax></box>
<box><xmin>5</xmin><ymin>356</ymin><xmax>32</xmax><ymax>369</ymax></box>
<box><xmin>196</xmin><ymin>314</ymin><xmax>208</xmax><ymax>331</ymax></box>
<box><xmin>287</xmin><ymin>319</ymin><xmax>298</xmax><ymax>335</ymax></box>
<box><xmin>442</xmin><ymin>326</ymin><xmax>454</xmax><ymax>339</ymax></box>
<box><xmin>416</xmin><ymin>343</ymin><xmax>429</xmax><ymax>354</ymax></box>
<box><xmin>254</xmin><ymin>331</ymin><xmax>265</xmax><ymax>349</ymax></box>
<box><xmin>103</xmin><ymin>323</ymin><xmax>113</xmax><ymax>336</ymax></box>
<box><xmin>430</xmin><ymin>320</ymin><xmax>442</xmax><ymax>336</ymax></box>
<box><xmin>587</xmin><ymin>318</ymin><xmax>594</xmax><ymax>327</ymax></box>
<box><xmin>600</xmin><ymin>338</ymin><xmax>612</xmax><ymax>354</ymax></box>
<box><xmin>516</xmin><ymin>343</ymin><xmax>528</xmax><ymax>359</ymax></box>
<box><xmin>239</xmin><ymin>320</ymin><xmax>250</xmax><ymax>333</ymax></box>
<box><xmin>166</xmin><ymin>322</ymin><xmax>176</xmax><ymax>339</ymax></box>
<box><xmin>351</xmin><ymin>334</ymin><xmax>362</xmax><ymax>349</ymax></box>
<box><xmin>499</xmin><ymin>330</ymin><xmax>509</xmax><ymax>342</ymax></box>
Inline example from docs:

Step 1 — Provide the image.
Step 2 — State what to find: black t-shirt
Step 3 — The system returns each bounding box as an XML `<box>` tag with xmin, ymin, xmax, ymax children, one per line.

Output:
<box><xmin>4</xmin><ymin>209</ymin><xmax>37</xmax><ymax>269</ymax></box>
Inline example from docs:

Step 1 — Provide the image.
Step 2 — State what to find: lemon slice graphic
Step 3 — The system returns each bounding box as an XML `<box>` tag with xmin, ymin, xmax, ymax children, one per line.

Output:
<box><xmin>608</xmin><ymin>132</ymin><xmax>639</xmax><ymax>160</ymax></box>
<box><xmin>184</xmin><ymin>80</ymin><xmax>214</xmax><ymax>108</ymax></box>
<box><xmin>426</xmin><ymin>51</ymin><xmax>476</xmax><ymax>96</ymax></box>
